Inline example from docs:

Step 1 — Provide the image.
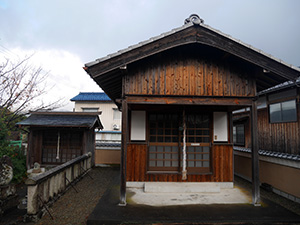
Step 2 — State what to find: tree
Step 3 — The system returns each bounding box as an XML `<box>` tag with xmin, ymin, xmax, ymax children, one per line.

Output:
<box><xmin>0</xmin><ymin>55</ymin><xmax>63</xmax><ymax>182</ymax></box>
<box><xmin>0</xmin><ymin>114</ymin><xmax>26</xmax><ymax>183</ymax></box>
<box><xmin>0</xmin><ymin>55</ymin><xmax>63</xmax><ymax>126</ymax></box>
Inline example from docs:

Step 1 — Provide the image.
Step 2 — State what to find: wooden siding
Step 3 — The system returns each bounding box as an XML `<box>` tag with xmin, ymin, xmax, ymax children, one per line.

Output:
<box><xmin>257</xmin><ymin>109</ymin><xmax>300</xmax><ymax>155</ymax></box>
<box><xmin>238</xmin><ymin>108</ymin><xmax>300</xmax><ymax>155</ymax></box>
<box><xmin>126</xmin><ymin>144</ymin><xmax>233</xmax><ymax>182</ymax></box>
<box><xmin>125</xmin><ymin>57</ymin><xmax>256</xmax><ymax>98</ymax></box>
<box><xmin>27</xmin><ymin>128</ymin><xmax>95</xmax><ymax>168</ymax></box>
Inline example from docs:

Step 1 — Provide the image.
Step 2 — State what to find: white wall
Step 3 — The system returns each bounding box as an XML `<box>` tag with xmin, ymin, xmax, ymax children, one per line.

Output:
<box><xmin>131</xmin><ymin>111</ymin><xmax>146</xmax><ymax>141</ymax></box>
<box><xmin>213</xmin><ymin>112</ymin><xmax>228</xmax><ymax>142</ymax></box>
<box><xmin>74</xmin><ymin>101</ymin><xmax>121</xmax><ymax>131</ymax></box>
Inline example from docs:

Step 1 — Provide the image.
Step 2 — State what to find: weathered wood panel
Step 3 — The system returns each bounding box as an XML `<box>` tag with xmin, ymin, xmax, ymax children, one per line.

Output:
<box><xmin>212</xmin><ymin>145</ymin><xmax>233</xmax><ymax>182</ymax></box>
<box><xmin>126</xmin><ymin>144</ymin><xmax>233</xmax><ymax>182</ymax></box>
<box><xmin>28</xmin><ymin>129</ymin><xmax>43</xmax><ymax>168</ymax></box>
<box><xmin>126</xmin><ymin>144</ymin><xmax>147</xmax><ymax>181</ymax></box>
<box><xmin>256</xmin><ymin>109</ymin><xmax>300</xmax><ymax>155</ymax></box>
<box><xmin>125</xmin><ymin>57</ymin><xmax>256</xmax><ymax>98</ymax></box>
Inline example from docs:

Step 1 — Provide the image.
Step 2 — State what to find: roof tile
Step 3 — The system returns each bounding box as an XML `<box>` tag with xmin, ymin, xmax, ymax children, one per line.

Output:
<box><xmin>70</xmin><ymin>92</ymin><xmax>111</xmax><ymax>102</ymax></box>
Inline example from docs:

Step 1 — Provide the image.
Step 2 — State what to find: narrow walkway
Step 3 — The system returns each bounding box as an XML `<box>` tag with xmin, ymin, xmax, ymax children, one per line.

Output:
<box><xmin>33</xmin><ymin>167</ymin><xmax>119</xmax><ymax>225</ymax></box>
<box><xmin>3</xmin><ymin>167</ymin><xmax>119</xmax><ymax>225</ymax></box>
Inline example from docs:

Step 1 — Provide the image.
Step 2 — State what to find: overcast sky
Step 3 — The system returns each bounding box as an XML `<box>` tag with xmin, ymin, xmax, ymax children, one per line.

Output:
<box><xmin>1</xmin><ymin>0</ymin><xmax>299</xmax><ymax>111</ymax></box>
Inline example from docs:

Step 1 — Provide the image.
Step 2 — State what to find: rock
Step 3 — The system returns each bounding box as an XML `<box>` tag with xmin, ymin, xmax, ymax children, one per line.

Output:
<box><xmin>0</xmin><ymin>184</ymin><xmax>16</xmax><ymax>199</ymax></box>
<box><xmin>0</xmin><ymin>155</ymin><xmax>13</xmax><ymax>185</ymax></box>
<box><xmin>32</xmin><ymin>162</ymin><xmax>41</xmax><ymax>173</ymax></box>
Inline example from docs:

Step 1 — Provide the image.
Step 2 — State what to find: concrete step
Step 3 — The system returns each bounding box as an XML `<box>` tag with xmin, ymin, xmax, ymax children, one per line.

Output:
<box><xmin>144</xmin><ymin>182</ymin><xmax>221</xmax><ymax>193</ymax></box>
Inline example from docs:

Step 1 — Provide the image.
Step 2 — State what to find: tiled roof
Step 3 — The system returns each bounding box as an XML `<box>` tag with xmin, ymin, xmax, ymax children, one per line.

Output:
<box><xmin>70</xmin><ymin>92</ymin><xmax>111</xmax><ymax>102</ymax></box>
<box><xmin>234</xmin><ymin>146</ymin><xmax>300</xmax><ymax>161</ymax></box>
<box><xmin>85</xmin><ymin>15</ymin><xmax>300</xmax><ymax>74</ymax></box>
<box><xmin>259</xmin><ymin>77</ymin><xmax>300</xmax><ymax>95</ymax></box>
<box><xmin>17</xmin><ymin>112</ymin><xmax>103</xmax><ymax>129</ymax></box>
<box><xmin>96</xmin><ymin>142</ymin><xmax>121</xmax><ymax>148</ymax></box>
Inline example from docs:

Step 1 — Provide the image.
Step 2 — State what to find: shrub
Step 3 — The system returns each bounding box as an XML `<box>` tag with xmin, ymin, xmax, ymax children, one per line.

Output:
<box><xmin>0</xmin><ymin>116</ymin><xmax>27</xmax><ymax>183</ymax></box>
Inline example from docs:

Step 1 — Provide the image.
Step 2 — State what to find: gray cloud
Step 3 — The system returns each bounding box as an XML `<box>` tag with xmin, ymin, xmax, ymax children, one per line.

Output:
<box><xmin>1</xmin><ymin>0</ymin><xmax>299</xmax><ymax>66</ymax></box>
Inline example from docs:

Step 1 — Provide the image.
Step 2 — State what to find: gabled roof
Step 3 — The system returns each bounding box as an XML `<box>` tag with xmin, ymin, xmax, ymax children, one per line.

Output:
<box><xmin>70</xmin><ymin>92</ymin><xmax>111</xmax><ymax>102</ymax></box>
<box><xmin>17</xmin><ymin>112</ymin><xmax>103</xmax><ymax>129</ymax></box>
<box><xmin>84</xmin><ymin>14</ymin><xmax>300</xmax><ymax>103</ymax></box>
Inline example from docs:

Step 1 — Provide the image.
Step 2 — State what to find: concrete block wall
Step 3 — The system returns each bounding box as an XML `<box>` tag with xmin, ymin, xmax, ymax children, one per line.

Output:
<box><xmin>26</xmin><ymin>153</ymin><xmax>92</xmax><ymax>215</ymax></box>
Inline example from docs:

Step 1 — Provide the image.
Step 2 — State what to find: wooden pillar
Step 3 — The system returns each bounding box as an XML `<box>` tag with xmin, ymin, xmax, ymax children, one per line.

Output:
<box><xmin>27</xmin><ymin>129</ymin><xmax>33</xmax><ymax>170</ymax></box>
<box><xmin>119</xmin><ymin>98</ymin><xmax>128</xmax><ymax>206</ymax></box>
<box><xmin>251</xmin><ymin>100</ymin><xmax>260</xmax><ymax>206</ymax></box>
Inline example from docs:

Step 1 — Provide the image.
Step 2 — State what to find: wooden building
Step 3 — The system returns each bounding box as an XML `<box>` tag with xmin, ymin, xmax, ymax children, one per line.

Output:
<box><xmin>233</xmin><ymin>80</ymin><xmax>300</xmax><ymax>154</ymax></box>
<box><xmin>233</xmin><ymin>80</ymin><xmax>300</xmax><ymax>201</ymax></box>
<box><xmin>83</xmin><ymin>14</ymin><xmax>300</xmax><ymax>205</ymax></box>
<box><xmin>17</xmin><ymin>112</ymin><xmax>102</xmax><ymax>169</ymax></box>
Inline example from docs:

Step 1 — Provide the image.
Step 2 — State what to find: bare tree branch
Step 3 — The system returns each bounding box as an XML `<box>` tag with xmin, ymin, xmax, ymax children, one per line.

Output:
<box><xmin>0</xmin><ymin>55</ymin><xmax>64</xmax><ymax>126</ymax></box>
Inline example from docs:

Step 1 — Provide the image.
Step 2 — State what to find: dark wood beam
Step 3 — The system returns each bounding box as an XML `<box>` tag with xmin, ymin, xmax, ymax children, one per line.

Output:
<box><xmin>119</xmin><ymin>98</ymin><xmax>128</xmax><ymax>206</ymax></box>
<box><xmin>251</xmin><ymin>100</ymin><xmax>261</xmax><ymax>206</ymax></box>
<box><xmin>126</xmin><ymin>95</ymin><xmax>253</xmax><ymax>106</ymax></box>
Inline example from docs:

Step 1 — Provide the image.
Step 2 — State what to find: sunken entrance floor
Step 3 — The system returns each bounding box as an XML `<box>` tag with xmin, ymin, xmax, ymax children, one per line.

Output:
<box><xmin>87</xmin><ymin>176</ymin><xmax>300</xmax><ymax>224</ymax></box>
<box><xmin>127</xmin><ymin>181</ymin><xmax>250</xmax><ymax>206</ymax></box>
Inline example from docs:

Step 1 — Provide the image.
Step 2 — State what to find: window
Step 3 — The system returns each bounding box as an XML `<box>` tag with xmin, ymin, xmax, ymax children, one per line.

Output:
<box><xmin>113</xmin><ymin>108</ymin><xmax>121</xmax><ymax>120</ymax></box>
<box><xmin>269</xmin><ymin>100</ymin><xmax>297</xmax><ymax>123</ymax></box>
<box><xmin>148</xmin><ymin>112</ymin><xmax>211</xmax><ymax>173</ymax></box>
<box><xmin>82</xmin><ymin>107</ymin><xmax>99</xmax><ymax>112</ymax></box>
<box><xmin>148</xmin><ymin>113</ymin><xmax>179</xmax><ymax>171</ymax></box>
<box><xmin>42</xmin><ymin>130</ymin><xmax>83</xmax><ymax>164</ymax></box>
<box><xmin>233</xmin><ymin>124</ymin><xmax>245</xmax><ymax>146</ymax></box>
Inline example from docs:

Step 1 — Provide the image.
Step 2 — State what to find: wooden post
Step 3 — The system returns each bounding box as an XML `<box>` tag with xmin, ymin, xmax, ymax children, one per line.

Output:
<box><xmin>251</xmin><ymin>99</ymin><xmax>261</xmax><ymax>206</ymax></box>
<box><xmin>119</xmin><ymin>98</ymin><xmax>128</xmax><ymax>206</ymax></box>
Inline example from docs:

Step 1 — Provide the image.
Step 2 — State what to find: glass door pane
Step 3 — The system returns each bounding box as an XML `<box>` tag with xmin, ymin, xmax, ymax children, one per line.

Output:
<box><xmin>184</xmin><ymin>113</ymin><xmax>211</xmax><ymax>173</ymax></box>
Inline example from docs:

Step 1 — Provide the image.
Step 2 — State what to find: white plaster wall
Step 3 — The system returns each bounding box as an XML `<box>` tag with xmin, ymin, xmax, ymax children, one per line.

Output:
<box><xmin>74</xmin><ymin>102</ymin><xmax>121</xmax><ymax>131</ymax></box>
<box><xmin>213</xmin><ymin>112</ymin><xmax>228</xmax><ymax>142</ymax></box>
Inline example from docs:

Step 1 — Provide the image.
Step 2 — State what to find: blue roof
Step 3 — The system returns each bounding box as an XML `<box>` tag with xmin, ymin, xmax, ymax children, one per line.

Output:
<box><xmin>70</xmin><ymin>92</ymin><xmax>111</xmax><ymax>102</ymax></box>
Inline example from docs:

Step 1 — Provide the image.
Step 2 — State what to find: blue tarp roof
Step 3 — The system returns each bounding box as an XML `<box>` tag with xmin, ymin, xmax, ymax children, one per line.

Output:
<box><xmin>70</xmin><ymin>92</ymin><xmax>111</xmax><ymax>102</ymax></box>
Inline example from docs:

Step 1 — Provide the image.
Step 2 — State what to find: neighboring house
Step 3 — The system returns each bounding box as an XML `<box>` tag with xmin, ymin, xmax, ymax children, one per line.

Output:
<box><xmin>83</xmin><ymin>14</ymin><xmax>300</xmax><ymax>205</ymax></box>
<box><xmin>233</xmin><ymin>79</ymin><xmax>300</xmax><ymax>202</ymax></box>
<box><xmin>17</xmin><ymin>112</ymin><xmax>102</xmax><ymax>169</ymax></box>
<box><xmin>71</xmin><ymin>92</ymin><xmax>121</xmax><ymax>131</ymax></box>
<box><xmin>71</xmin><ymin>92</ymin><xmax>121</xmax><ymax>165</ymax></box>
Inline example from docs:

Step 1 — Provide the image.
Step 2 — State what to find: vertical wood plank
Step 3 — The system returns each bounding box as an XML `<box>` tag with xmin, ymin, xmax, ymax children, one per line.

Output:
<box><xmin>218</xmin><ymin>66</ymin><xmax>223</xmax><ymax>97</ymax></box>
<box><xmin>190</xmin><ymin>60</ymin><xmax>195</xmax><ymax>96</ymax></box>
<box><xmin>156</xmin><ymin>66</ymin><xmax>160</xmax><ymax>95</ymax></box>
<box><xmin>166</xmin><ymin>64</ymin><xmax>171</xmax><ymax>95</ymax></box>
<box><xmin>213</xmin><ymin>64</ymin><xmax>218</xmax><ymax>96</ymax></box>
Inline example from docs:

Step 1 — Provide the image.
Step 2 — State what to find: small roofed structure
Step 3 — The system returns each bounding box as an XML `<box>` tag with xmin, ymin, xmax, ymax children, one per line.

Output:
<box><xmin>18</xmin><ymin>112</ymin><xmax>103</xmax><ymax>169</ymax></box>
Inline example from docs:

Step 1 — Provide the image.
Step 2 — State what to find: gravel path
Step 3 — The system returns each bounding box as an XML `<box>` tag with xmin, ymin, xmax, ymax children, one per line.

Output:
<box><xmin>33</xmin><ymin>167</ymin><xmax>119</xmax><ymax>225</ymax></box>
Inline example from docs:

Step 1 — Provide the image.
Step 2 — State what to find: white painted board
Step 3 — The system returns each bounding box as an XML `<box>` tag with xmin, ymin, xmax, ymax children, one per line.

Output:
<box><xmin>213</xmin><ymin>112</ymin><xmax>228</xmax><ymax>142</ymax></box>
<box><xmin>131</xmin><ymin>111</ymin><xmax>146</xmax><ymax>141</ymax></box>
